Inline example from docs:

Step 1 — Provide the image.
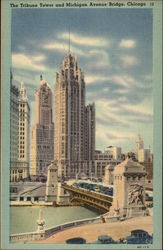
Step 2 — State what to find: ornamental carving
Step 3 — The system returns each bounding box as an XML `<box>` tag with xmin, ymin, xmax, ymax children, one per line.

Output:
<box><xmin>128</xmin><ymin>183</ymin><xmax>145</xmax><ymax>206</ymax></box>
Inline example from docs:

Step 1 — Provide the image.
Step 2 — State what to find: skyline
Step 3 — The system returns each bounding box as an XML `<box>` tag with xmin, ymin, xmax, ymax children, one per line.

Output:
<box><xmin>11</xmin><ymin>8</ymin><xmax>153</xmax><ymax>152</ymax></box>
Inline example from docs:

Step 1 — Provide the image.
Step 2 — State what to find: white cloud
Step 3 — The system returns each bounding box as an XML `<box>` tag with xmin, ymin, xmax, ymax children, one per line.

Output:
<box><xmin>96</xmin><ymin>125</ymin><xmax>135</xmax><ymax>147</ymax></box>
<box><xmin>111</xmin><ymin>74</ymin><xmax>136</xmax><ymax>87</ymax></box>
<box><xmin>58</xmin><ymin>32</ymin><xmax>109</xmax><ymax>47</ymax></box>
<box><xmin>32</xmin><ymin>55</ymin><xmax>45</xmax><ymax>62</ymax></box>
<box><xmin>44</xmin><ymin>42</ymin><xmax>67</xmax><ymax>51</ymax></box>
<box><xmin>122</xmin><ymin>103</ymin><xmax>153</xmax><ymax>117</ymax></box>
<box><xmin>87</xmin><ymin>61</ymin><xmax>109</xmax><ymax>70</ymax></box>
<box><xmin>85</xmin><ymin>73</ymin><xmax>137</xmax><ymax>87</ymax></box>
<box><xmin>85</xmin><ymin>75</ymin><xmax>110</xmax><ymax>85</ymax></box>
<box><xmin>89</xmin><ymin>49</ymin><xmax>109</xmax><ymax>60</ymax></box>
<box><xmin>43</xmin><ymin>41</ymin><xmax>87</xmax><ymax>57</ymax></box>
<box><xmin>12</xmin><ymin>53</ymin><xmax>47</xmax><ymax>72</ymax></box>
<box><xmin>108</xmin><ymin>130</ymin><xmax>135</xmax><ymax>141</ymax></box>
<box><xmin>88</xmin><ymin>49</ymin><xmax>110</xmax><ymax>68</ymax></box>
<box><xmin>120</xmin><ymin>55</ymin><xmax>139</xmax><ymax>67</ymax></box>
<box><xmin>119</xmin><ymin>39</ymin><xmax>136</xmax><ymax>48</ymax></box>
<box><xmin>113</xmin><ymin>88</ymin><xmax>129</xmax><ymax>95</ymax></box>
<box><xmin>144</xmin><ymin>74</ymin><xmax>153</xmax><ymax>82</ymax></box>
<box><xmin>94</xmin><ymin>97</ymin><xmax>153</xmax><ymax>133</ymax></box>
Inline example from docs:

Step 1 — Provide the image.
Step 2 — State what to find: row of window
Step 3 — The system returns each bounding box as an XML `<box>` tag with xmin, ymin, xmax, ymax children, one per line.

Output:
<box><xmin>11</xmin><ymin>169</ymin><xmax>23</xmax><ymax>174</ymax></box>
<box><xmin>20</xmin><ymin>104</ymin><xmax>25</xmax><ymax>107</ymax></box>
<box><xmin>19</xmin><ymin>127</ymin><xmax>25</xmax><ymax>130</ymax></box>
<box><xmin>115</xmin><ymin>176</ymin><xmax>123</xmax><ymax>180</ymax></box>
<box><xmin>19</xmin><ymin>155</ymin><xmax>25</xmax><ymax>158</ymax></box>
<box><xmin>19</xmin><ymin>132</ymin><xmax>25</xmax><ymax>135</ymax></box>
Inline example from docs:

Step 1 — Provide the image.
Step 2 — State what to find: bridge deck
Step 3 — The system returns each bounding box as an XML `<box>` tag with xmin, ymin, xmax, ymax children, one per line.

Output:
<box><xmin>62</xmin><ymin>184</ymin><xmax>113</xmax><ymax>204</ymax></box>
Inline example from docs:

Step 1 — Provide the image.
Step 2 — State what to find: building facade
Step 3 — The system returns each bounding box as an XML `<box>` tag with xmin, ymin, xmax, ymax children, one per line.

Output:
<box><xmin>10</xmin><ymin>76</ymin><xmax>30</xmax><ymax>182</ymax></box>
<box><xmin>138</xmin><ymin>149</ymin><xmax>150</xmax><ymax>163</ymax></box>
<box><xmin>10</xmin><ymin>73</ymin><xmax>19</xmax><ymax>182</ymax></box>
<box><xmin>30</xmin><ymin>77</ymin><xmax>54</xmax><ymax>176</ymax></box>
<box><xmin>136</xmin><ymin>134</ymin><xmax>144</xmax><ymax>157</ymax></box>
<box><xmin>54</xmin><ymin>53</ymin><xmax>95</xmax><ymax>178</ymax></box>
<box><xmin>84</xmin><ymin>103</ymin><xmax>95</xmax><ymax>161</ymax></box>
<box><xmin>17</xmin><ymin>82</ymin><xmax>30</xmax><ymax>179</ymax></box>
<box><xmin>104</xmin><ymin>146</ymin><xmax>122</xmax><ymax>161</ymax></box>
<box><xmin>136</xmin><ymin>134</ymin><xmax>151</xmax><ymax>163</ymax></box>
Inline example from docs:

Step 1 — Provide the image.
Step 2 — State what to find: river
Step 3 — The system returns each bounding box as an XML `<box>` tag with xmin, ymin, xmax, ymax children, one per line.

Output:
<box><xmin>10</xmin><ymin>206</ymin><xmax>100</xmax><ymax>234</ymax></box>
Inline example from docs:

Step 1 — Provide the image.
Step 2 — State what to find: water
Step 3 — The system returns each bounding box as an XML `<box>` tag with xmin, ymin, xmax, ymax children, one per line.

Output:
<box><xmin>10</xmin><ymin>206</ymin><xmax>100</xmax><ymax>234</ymax></box>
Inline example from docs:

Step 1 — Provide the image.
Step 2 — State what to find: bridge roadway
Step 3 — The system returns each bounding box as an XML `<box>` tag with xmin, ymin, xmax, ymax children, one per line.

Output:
<box><xmin>62</xmin><ymin>184</ymin><xmax>113</xmax><ymax>212</ymax></box>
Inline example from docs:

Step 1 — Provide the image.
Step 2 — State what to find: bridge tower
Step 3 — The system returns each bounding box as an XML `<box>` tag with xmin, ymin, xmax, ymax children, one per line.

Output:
<box><xmin>57</xmin><ymin>182</ymin><xmax>70</xmax><ymax>205</ymax></box>
<box><xmin>104</xmin><ymin>164</ymin><xmax>114</xmax><ymax>185</ymax></box>
<box><xmin>110</xmin><ymin>157</ymin><xmax>147</xmax><ymax>218</ymax></box>
<box><xmin>45</xmin><ymin>161</ymin><xmax>58</xmax><ymax>202</ymax></box>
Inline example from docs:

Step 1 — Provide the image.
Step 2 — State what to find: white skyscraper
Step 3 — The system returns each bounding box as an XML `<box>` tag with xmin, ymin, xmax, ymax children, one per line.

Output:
<box><xmin>17</xmin><ymin>82</ymin><xmax>30</xmax><ymax>179</ymax></box>
<box><xmin>30</xmin><ymin>76</ymin><xmax>54</xmax><ymax>176</ymax></box>
<box><xmin>136</xmin><ymin>134</ymin><xmax>144</xmax><ymax>155</ymax></box>
<box><xmin>10</xmin><ymin>73</ymin><xmax>19</xmax><ymax>182</ymax></box>
<box><xmin>10</xmin><ymin>75</ymin><xmax>30</xmax><ymax>182</ymax></box>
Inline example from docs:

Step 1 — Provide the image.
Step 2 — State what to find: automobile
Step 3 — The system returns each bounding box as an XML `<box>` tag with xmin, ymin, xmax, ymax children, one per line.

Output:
<box><xmin>125</xmin><ymin>230</ymin><xmax>153</xmax><ymax>244</ymax></box>
<box><xmin>72</xmin><ymin>183</ymin><xmax>79</xmax><ymax>187</ymax></box>
<box><xmin>95</xmin><ymin>187</ymin><xmax>100</xmax><ymax>192</ymax></box>
<box><xmin>66</xmin><ymin>237</ymin><xmax>86</xmax><ymax>244</ymax></box>
<box><xmin>145</xmin><ymin>196</ymin><xmax>153</xmax><ymax>207</ymax></box>
<box><xmin>92</xmin><ymin>235</ymin><xmax>117</xmax><ymax>244</ymax></box>
<box><xmin>87</xmin><ymin>184</ymin><xmax>95</xmax><ymax>191</ymax></box>
<box><xmin>104</xmin><ymin>189</ymin><xmax>113</xmax><ymax>196</ymax></box>
<box><xmin>92</xmin><ymin>178</ymin><xmax>98</xmax><ymax>183</ymax></box>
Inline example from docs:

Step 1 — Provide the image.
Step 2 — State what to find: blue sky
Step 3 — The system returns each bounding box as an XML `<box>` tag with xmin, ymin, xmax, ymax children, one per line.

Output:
<box><xmin>11</xmin><ymin>8</ymin><xmax>153</xmax><ymax>153</ymax></box>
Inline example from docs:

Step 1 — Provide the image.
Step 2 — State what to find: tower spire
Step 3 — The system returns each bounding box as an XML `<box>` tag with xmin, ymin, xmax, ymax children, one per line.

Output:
<box><xmin>68</xmin><ymin>26</ymin><xmax>70</xmax><ymax>54</ymax></box>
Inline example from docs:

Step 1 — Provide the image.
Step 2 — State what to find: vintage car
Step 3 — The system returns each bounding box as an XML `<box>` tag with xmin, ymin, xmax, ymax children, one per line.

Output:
<box><xmin>145</xmin><ymin>195</ymin><xmax>153</xmax><ymax>207</ymax></box>
<box><xmin>92</xmin><ymin>235</ymin><xmax>117</xmax><ymax>244</ymax></box>
<box><xmin>66</xmin><ymin>237</ymin><xmax>86</xmax><ymax>244</ymax></box>
<box><xmin>125</xmin><ymin>229</ymin><xmax>153</xmax><ymax>244</ymax></box>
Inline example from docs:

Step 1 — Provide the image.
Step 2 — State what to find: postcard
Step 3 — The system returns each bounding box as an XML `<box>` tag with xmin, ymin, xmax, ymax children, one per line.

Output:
<box><xmin>1</xmin><ymin>0</ymin><xmax>162</xmax><ymax>249</ymax></box>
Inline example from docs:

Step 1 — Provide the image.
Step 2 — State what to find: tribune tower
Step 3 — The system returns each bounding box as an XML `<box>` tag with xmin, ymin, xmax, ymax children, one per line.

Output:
<box><xmin>54</xmin><ymin>53</ymin><xmax>95</xmax><ymax>178</ymax></box>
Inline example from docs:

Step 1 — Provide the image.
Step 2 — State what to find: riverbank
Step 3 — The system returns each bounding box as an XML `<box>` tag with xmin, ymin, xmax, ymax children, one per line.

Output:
<box><xmin>10</xmin><ymin>201</ymin><xmax>84</xmax><ymax>207</ymax></box>
<box><xmin>10</xmin><ymin>201</ymin><xmax>104</xmax><ymax>215</ymax></box>
<box><xmin>10</xmin><ymin>201</ymin><xmax>53</xmax><ymax>206</ymax></box>
<box><xmin>38</xmin><ymin>215</ymin><xmax>153</xmax><ymax>243</ymax></box>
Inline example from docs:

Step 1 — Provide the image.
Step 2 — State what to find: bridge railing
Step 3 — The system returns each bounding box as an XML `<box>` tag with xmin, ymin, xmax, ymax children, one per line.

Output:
<box><xmin>45</xmin><ymin>216</ymin><xmax>101</xmax><ymax>238</ymax></box>
<box><xmin>10</xmin><ymin>231</ymin><xmax>43</xmax><ymax>242</ymax></box>
<box><xmin>10</xmin><ymin>216</ymin><xmax>101</xmax><ymax>242</ymax></box>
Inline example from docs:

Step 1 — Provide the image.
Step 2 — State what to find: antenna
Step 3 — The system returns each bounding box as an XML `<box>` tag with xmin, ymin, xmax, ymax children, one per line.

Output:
<box><xmin>40</xmin><ymin>74</ymin><xmax>43</xmax><ymax>80</ymax></box>
<box><xmin>68</xmin><ymin>26</ymin><xmax>70</xmax><ymax>53</ymax></box>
